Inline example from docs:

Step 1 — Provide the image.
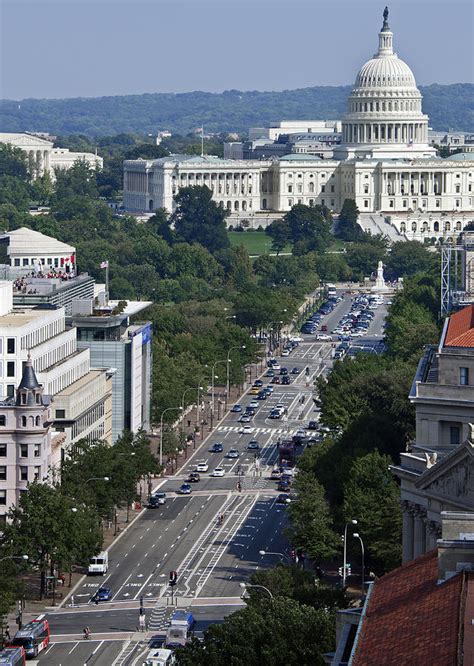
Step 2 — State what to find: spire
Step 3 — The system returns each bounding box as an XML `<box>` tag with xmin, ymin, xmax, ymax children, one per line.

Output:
<box><xmin>377</xmin><ymin>6</ymin><xmax>394</xmax><ymax>56</ymax></box>
<box><xmin>18</xmin><ymin>355</ymin><xmax>40</xmax><ymax>392</ymax></box>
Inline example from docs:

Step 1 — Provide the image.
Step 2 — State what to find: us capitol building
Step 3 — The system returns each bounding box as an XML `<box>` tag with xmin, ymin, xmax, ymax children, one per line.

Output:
<box><xmin>123</xmin><ymin>8</ymin><xmax>474</xmax><ymax>242</ymax></box>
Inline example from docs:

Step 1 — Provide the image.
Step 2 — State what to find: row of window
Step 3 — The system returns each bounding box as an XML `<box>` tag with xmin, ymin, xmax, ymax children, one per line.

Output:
<box><xmin>0</xmin><ymin>464</ymin><xmax>42</xmax><ymax>484</ymax></box>
<box><xmin>0</xmin><ymin>338</ymin><xmax>16</xmax><ymax>355</ymax></box>
<box><xmin>350</xmin><ymin>100</ymin><xmax>419</xmax><ymax>112</ymax></box>
<box><xmin>21</xmin><ymin>316</ymin><xmax>64</xmax><ymax>351</ymax></box>
<box><xmin>13</xmin><ymin>256</ymin><xmax>71</xmax><ymax>268</ymax></box>
<box><xmin>400</xmin><ymin>221</ymin><xmax>464</xmax><ymax>233</ymax></box>
<box><xmin>0</xmin><ymin>442</ymin><xmax>42</xmax><ymax>457</ymax></box>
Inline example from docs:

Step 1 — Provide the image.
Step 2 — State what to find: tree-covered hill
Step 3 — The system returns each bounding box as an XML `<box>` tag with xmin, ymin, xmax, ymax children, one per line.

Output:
<box><xmin>1</xmin><ymin>84</ymin><xmax>472</xmax><ymax>137</ymax></box>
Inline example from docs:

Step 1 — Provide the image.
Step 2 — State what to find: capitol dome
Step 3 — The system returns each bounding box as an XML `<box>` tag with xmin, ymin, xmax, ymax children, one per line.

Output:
<box><xmin>335</xmin><ymin>7</ymin><xmax>435</xmax><ymax>160</ymax></box>
<box><xmin>355</xmin><ymin>56</ymin><xmax>416</xmax><ymax>90</ymax></box>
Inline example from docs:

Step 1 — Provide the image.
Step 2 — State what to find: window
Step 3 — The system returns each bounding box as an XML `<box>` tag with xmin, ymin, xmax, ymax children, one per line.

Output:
<box><xmin>364</xmin><ymin>200</ymin><xmax>369</xmax><ymax>208</ymax></box>
<box><xmin>21</xmin><ymin>416</ymin><xmax>26</xmax><ymax>427</ymax></box>
<box><xmin>436</xmin><ymin>200</ymin><xmax>441</xmax><ymax>208</ymax></box>
<box><xmin>389</xmin><ymin>200</ymin><xmax>394</xmax><ymax>208</ymax></box>
<box><xmin>0</xmin><ymin>444</ymin><xmax>6</xmax><ymax>457</ymax></box>
<box><xmin>14</xmin><ymin>258</ymin><xmax>20</xmax><ymax>267</ymax></box>
<box><xmin>20</xmin><ymin>467</ymin><xmax>28</xmax><ymax>481</ymax></box>
<box><xmin>330</xmin><ymin>185</ymin><xmax>335</xmax><ymax>193</ymax></box>
<box><xmin>34</xmin><ymin>443</ymin><xmax>41</xmax><ymax>458</ymax></box>
<box><xmin>460</xmin><ymin>367</ymin><xmax>469</xmax><ymax>385</ymax></box>
<box><xmin>0</xmin><ymin>466</ymin><xmax>5</xmax><ymax>480</ymax></box>
<box><xmin>6</xmin><ymin>362</ymin><xmax>14</xmax><ymax>378</ymax></box>
<box><xmin>34</xmin><ymin>466</ymin><xmax>41</xmax><ymax>481</ymax></box>
<box><xmin>287</xmin><ymin>184</ymin><xmax>293</xmax><ymax>193</ymax></box>
<box><xmin>20</xmin><ymin>443</ymin><xmax>28</xmax><ymax>458</ymax></box>
<box><xmin>0</xmin><ymin>490</ymin><xmax>6</xmax><ymax>505</ymax></box>
<box><xmin>288</xmin><ymin>198</ymin><xmax>293</xmax><ymax>207</ymax></box>
<box><xmin>321</xmin><ymin>199</ymin><xmax>325</xmax><ymax>206</ymax></box>
<box><xmin>450</xmin><ymin>426</ymin><xmax>460</xmax><ymax>446</ymax></box>
<box><xmin>35</xmin><ymin>415</ymin><xmax>40</xmax><ymax>426</ymax></box>
<box><xmin>0</xmin><ymin>416</ymin><xmax>5</xmax><ymax>426</ymax></box>
<box><xmin>321</xmin><ymin>185</ymin><xmax>325</xmax><ymax>193</ymax></box>
<box><xmin>22</xmin><ymin>258</ymin><xmax>29</xmax><ymax>266</ymax></box>
<box><xmin>6</xmin><ymin>385</ymin><xmax>14</xmax><ymax>399</ymax></box>
<box><xmin>7</xmin><ymin>338</ymin><xmax>15</xmax><ymax>354</ymax></box>
<box><xmin>403</xmin><ymin>200</ymin><xmax>408</xmax><ymax>208</ymax></box>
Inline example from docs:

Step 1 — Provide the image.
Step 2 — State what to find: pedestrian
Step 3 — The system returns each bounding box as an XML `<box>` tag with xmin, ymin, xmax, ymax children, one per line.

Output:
<box><xmin>83</xmin><ymin>627</ymin><xmax>90</xmax><ymax>640</ymax></box>
<box><xmin>5</xmin><ymin>627</ymin><xmax>11</xmax><ymax>643</ymax></box>
<box><xmin>237</xmin><ymin>481</ymin><xmax>242</xmax><ymax>493</ymax></box>
<box><xmin>139</xmin><ymin>613</ymin><xmax>146</xmax><ymax>632</ymax></box>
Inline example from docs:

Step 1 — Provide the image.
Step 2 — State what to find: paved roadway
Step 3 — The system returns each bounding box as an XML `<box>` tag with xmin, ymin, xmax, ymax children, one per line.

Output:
<box><xmin>34</xmin><ymin>290</ymin><xmax>388</xmax><ymax>665</ymax></box>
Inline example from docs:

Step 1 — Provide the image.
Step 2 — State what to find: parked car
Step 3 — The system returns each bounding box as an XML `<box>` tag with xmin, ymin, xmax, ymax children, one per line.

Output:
<box><xmin>316</xmin><ymin>334</ymin><xmax>332</xmax><ymax>341</ymax></box>
<box><xmin>177</xmin><ymin>483</ymin><xmax>192</xmax><ymax>495</ymax></box>
<box><xmin>282</xmin><ymin>349</ymin><xmax>290</xmax><ymax>357</ymax></box>
<box><xmin>307</xmin><ymin>421</ymin><xmax>319</xmax><ymax>430</ymax></box>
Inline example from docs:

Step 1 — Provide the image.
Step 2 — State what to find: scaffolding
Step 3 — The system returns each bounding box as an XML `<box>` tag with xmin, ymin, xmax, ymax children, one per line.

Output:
<box><xmin>440</xmin><ymin>232</ymin><xmax>474</xmax><ymax>316</ymax></box>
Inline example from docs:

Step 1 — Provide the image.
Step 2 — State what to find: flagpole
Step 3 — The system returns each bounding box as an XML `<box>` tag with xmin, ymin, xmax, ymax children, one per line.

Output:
<box><xmin>201</xmin><ymin>126</ymin><xmax>204</xmax><ymax>158</ymax></box>
<box><xmin>106</xmin><ymin>263</ymin><xmax>109</xmax><ymax>305</ymax></box>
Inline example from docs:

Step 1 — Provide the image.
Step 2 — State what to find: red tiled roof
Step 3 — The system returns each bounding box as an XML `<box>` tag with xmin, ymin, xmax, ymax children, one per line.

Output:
<box><xmin>352</xmin><ymin>550</ymin><xmax>463</xmax><ymax>666</ymax></box>
<box><xmin>445</xmin><ymin>304</ymin><xmax>474</xmax><ymax>347</ymax></box>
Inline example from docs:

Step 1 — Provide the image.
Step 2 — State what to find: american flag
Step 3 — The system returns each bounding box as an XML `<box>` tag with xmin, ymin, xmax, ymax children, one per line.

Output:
<box><xmin>100</xmin><ymin>261</ymin><xmax>109</xmax><ymax>269</ymax></box>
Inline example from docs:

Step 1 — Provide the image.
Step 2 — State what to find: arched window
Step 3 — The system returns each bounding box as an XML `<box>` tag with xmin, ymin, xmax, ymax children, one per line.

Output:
<box><xmin>234</xmin><ymin>201</ymin><xmax>239</xmax><ymax>211</ymax></box>
<box><xmin>364</xmin><ymin>185</ymin><xmax>369</xmax><ymax>194</ymax></box>
<box><xmin>455</xmin><ymin>185</ymin><xmax>460</xmax><ymax>193</ymax></box>
<box><xmin>308</xmin><ymin>182</ymin><xmax>314</xmax><ymax>193</ymax></box>
<box><xmin>262</xmin><ymin>198</ymin><xmax>267</xmax><ymax>210</ymax></box>
<box><xmin>445</xmin><ymin>221</ymin><xmax>451</xmax><ymax>232</ymax></box>
<box><xmin>242</xmin><ymin>201</ymin><xmax>247</xmax><ymax>211</ymax></box>
<box><xmin>226</xmin><ymin>201</ymin><xmax>231</xmax><ymax>210</ymax></box>
<box><xmin>456</xmin><ymin>221</ymin><xmax>462</xmax><ymax>230</ymax></box>
<box><xmin>400</xmin><ymin>223</ymin><xmax>406</xmax><ymax>233</ymax></box>
<box><xmin>434</xmin><ymin>221</ymin><xmax>439</xmax><ymax>232</ymax></box>
<box><xmin>35</xmin><ymin>415</ymin><xmax>41</xmax><ymax>426</ymax></box>
<box><xmin>412</xmin><ymin>222</ymin><xmax>417</xmax><ymax>232</ymax></box>
<box><xmin>148</xmin><ymin>199</ymin><xmax>154</xmax><ymax>211</ymax></box>
<box><xmin>21</xmin><ymin>416</ymin><xmax>27</xmax><ymax>427</ymax></box>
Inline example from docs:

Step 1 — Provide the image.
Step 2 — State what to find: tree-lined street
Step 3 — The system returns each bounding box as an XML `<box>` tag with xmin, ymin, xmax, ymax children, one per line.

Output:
<box><xmin>29</xmin><ymin>289</ymin><xmax>388</xmax><ymax>665</ymax></box>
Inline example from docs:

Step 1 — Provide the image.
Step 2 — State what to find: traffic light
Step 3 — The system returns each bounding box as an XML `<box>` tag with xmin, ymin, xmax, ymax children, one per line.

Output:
<box><xmin>338</xmin><ymin>567</ymin><xmax>344</xmax><ymax>577</ymax></box>
<box><xmin>169</xmin><ymin>571</ymin><xmax>178</xmax><ymax>587</ymax></box>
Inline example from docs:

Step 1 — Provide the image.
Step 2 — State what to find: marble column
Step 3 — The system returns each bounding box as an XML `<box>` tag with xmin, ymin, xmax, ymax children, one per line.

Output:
<box><xmin>402</xmin><ymin>508</ymin><xmax>414</xmax><ymax>562</ymax></box>
<box><xmin>413</xmin><ymin>509</ymin><xmax>426</xmax><ymax>558</ymax></box>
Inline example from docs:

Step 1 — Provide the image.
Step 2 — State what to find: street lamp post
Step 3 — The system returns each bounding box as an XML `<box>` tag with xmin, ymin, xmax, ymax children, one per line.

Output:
<box><xmin>342</xmin><ymin>519</ymin><xmax>357</xmax><ymax>589</ymax></box>
<box><xmin>239</xmin><ymin>582</ymin><xmax>274</xmax><ymax>600</ymax></box>
<box><xmin>0</xmin><ymin>555</ymin><xmax>28</xmax><ymax>564</ymax></box>
<box><xmin>159</xmin><ymin>406</ymin><xmax>183</xmax><ymax>467</ymax></box>
<box><xmin>353</xmin><ymin>532</ymin><xmax>365</xmax><ymax>595</ymax></box>
<box><xmin>226</xmin><ymin>345</ymin><xmax>246</xmax><ymax>410</ymax></box>
<box><xmin>258</xmin><ymin>550</ymin><xmax>291</xmax><ymax>565</ymax></box>
<box><xmin>85</xmin><ymin>477</ymin><xmax>110</xmax><ymax>484</ymax></box>
<box><xmin>181</xmin><ymin>386</ymin><xmax>201</xmax><ymax>442</ymax></box>
<box><xmin>211</xmin><ymin>359</ymin><xmax>229</xmax><ymax>428</ymax></box>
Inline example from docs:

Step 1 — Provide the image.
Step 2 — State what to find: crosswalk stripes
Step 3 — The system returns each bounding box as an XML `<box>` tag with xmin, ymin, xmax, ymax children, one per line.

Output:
<box><xmin>148</xmin><ymin>605</ymin><xmax>168</xmax><ymax>631</ymax></box>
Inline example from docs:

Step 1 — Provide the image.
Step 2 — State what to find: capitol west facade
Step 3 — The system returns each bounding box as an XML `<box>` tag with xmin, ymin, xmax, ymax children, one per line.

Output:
<box><xmin>123</xmin><ymin>10</ymin><xmax>474</xmax><ymax>241</ymax></box>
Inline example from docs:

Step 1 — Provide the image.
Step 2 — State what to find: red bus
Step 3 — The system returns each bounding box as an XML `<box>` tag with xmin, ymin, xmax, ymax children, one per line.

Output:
<box><xmin>0</xmin><ymin>646</ymin><xmax>26</xmax><ymax>666</ymax></box>
<box><xmin>12</xmin><ymin>619</ymin><xmax>50</xmax><ymax>659</ymax></box>
<box><xmin>278</xmin><ymin>439</ymin><xmax>296</xmax><ymax>468</ymax></box>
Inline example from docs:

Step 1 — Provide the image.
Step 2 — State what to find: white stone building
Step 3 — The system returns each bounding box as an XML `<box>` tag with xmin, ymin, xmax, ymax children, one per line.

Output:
<box><xmin>123</xmin><ymin>8</ymin><xmax>474</xmax><ymax>242</ymax></box>
<box><xmin>0</xmin><ymin>282</ymin><xmax>112</xmax><ymax>452</ymax></box>
<box><xmin>0</xmin><ymin>133</ymin><xmax>103</xmax><ymax>178</ymax></box>
<box><xmin>0</xmin><ymin>227</ymin><xmax>76</xmax><ymax>273</ymax></box>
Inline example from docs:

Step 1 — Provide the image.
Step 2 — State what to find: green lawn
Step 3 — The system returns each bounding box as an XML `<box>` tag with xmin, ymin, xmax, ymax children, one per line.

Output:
<box><xmin>228</xmin><ymin>231</ymin><xmax>291</xmax><ymax>256</ymax></box>
<box><xmin>228</xmin><ymin>230</ymin><xmax>346</xmax><ymax>256</ymax></box>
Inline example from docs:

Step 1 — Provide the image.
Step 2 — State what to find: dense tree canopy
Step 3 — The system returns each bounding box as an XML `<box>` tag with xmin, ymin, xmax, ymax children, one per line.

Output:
<box><xmin>171</xmin><ymin>186</ymin><xmax>230</xmax><ymax>253</ymax></box>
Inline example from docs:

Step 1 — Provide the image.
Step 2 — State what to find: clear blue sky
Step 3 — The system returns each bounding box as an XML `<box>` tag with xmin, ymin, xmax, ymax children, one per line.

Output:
<box><xmin>1</xmin><ymin>0</ymin><xmax>472</xmax><ymax>99</ymax></box>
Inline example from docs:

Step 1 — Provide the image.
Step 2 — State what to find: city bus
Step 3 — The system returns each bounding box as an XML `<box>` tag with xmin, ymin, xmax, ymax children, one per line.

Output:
<box><xmin>12</xmin><ymin>619</ymin><xmax>50</xmax><ymax>659</ymax></box>
<box><xmin>0</xmin><ymin>646</ymin><xmax>26</xmax><ymax>666</ymax></box>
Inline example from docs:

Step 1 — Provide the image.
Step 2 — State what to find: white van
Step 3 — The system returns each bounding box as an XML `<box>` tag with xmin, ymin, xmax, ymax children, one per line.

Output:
<box><xmin>88</xmin><ymin>551</ymin><xmax>108</xmax><ymax>575</ymax></box>
<box><xmin>143</xmin><ymin>648</ymin><xmax>176</xmax><ymax>666</ymax></box>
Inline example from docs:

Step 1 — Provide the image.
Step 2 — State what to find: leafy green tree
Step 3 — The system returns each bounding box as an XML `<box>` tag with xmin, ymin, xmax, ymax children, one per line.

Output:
<box><xmin>0</xmin><ymin>175</ymin><xmax>30</xmax><ymax>210</ymax></box>
<box><xmin>283</xmin><ymin>204</ymin><xmax>332</xmax><ymax>253</ymax></box>
<box><xmin>315</xmin><ymin>252</ymin><xmax>352</xmax><ymax>282</ymax></box>
<box><xmin>384</xmin><ymin>300</ymin><xmax>440</xmax><ymax>361</ymax></box>
<box><xmin>337</xmin><ymin>199</ymin><xmax>362</xmax><ymax>241</ymax></box>
<box><xmin>286</xmin><ymin>471</ymin><xmax>339</xmax><ymax>563</ymax></box>
<box><xmin>176</xmin><ymin>597</ymin><xmax>335</xmax><ymax>666</ymax></box>
<box><xmin>0</xmin><ymin>144</ymin><xmax>29</xmax><ymax>180</ymax></box>
<box><xmin>265</xmin><ymin>219</ymin><xmax>290</xmax><ymax>254</ymax></box>
<box><xmin>124</xmin><ymin>144</ymin><xmax>169</xmax><ymax>160</ymax></box>
<box><xmin>30</xmin><ymin>172</ymin><xmax>54</xmax><ymax>205</ymax></box>
<box><xmin>171</xmin><ymin>186</ymin><xmax>229</xmax><ymax>253</ymax></box>
<box><xmin>343</xmin><ymin>451</ymin><xmax>402</xmax><ymax>572</ymax></box>
<box><xmin>1</xmin><ymin>483</ymin><xmax>101</xmax><ymax>599</ymax></box>
<box><xmin>385</xmin><ymin>240</ymin><xmax>438</xmax><ymax>279</ymax></box>
<box><xmin>345</xmin><ymin>242</ymin><xmax>386</xmax><ymax>280</ymax></box>
<box><xmin>53</xmin><ymin>159</ymin><xmax>99</xmax><ymax>200</ymax></box>
<box><xmin>250</xmin><ymin>564</ymin><xmax>347</xmax><ymax>610</ymax></box>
